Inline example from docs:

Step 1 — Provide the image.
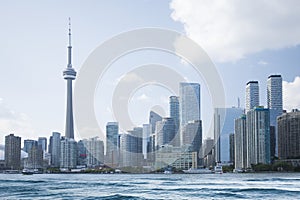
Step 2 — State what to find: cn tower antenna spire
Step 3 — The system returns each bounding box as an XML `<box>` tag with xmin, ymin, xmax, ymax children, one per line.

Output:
<box><xmin>67</xmin><ymin>17</ymin><xmax>72</xmax><ymax>68</ymax></box>
<box><xmin>68</xmin><ymin>17</ymin><xmax>72</xmax><ymax>47</ymax></box>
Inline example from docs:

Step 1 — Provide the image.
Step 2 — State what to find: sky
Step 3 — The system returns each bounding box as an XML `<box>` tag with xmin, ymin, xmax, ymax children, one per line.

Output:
<box><xmin>0</xmin><ymin>0</ymin><xmax>299</xmax><ymax>145</ymax></box>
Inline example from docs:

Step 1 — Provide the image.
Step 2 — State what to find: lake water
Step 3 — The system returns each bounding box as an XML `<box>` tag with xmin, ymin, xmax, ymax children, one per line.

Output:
<box><xmin>0</xmin><ymin>173</ymin><xmax>300</xmax><ymax>199</ymax></box>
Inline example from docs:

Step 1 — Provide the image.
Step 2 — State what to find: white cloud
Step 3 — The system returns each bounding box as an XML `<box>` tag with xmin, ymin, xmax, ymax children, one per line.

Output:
<box><xmin>0</xmin><ymin>99</ymin><xmax>35</xmax><ymax>144</ymax></box>
<box><xmin>258</xmin><ymin>60</ymin><xmax>268</xmax><ymax>66</ymax></box>
<box><xmin>283</xmin><ymin>76</ymin><xmax>300</xmax><ymax>111</ymax></box>
<box><xmin>170</xmin><ymin>0</ymin><xmax>300</xmax><ymax>63</ymax></box>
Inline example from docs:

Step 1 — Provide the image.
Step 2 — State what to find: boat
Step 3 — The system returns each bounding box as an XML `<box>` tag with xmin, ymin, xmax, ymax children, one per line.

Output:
<box><xmin>22</xmin><ymin>169</ymin><xmax>34</xmax><ymax>175</ymax></box>
<box><xmin>183</xmin><ymin>168</ymin><xmax>212</xmax><ymax>174</ymax></box>
<box><xmin>214</xmin><ymin>164</ymin><xmax>223</xmax><ymax>174</ymax></box>
<box><xmin>164</xmin><ymin>170</ymin><xmax>172</xmax><ymax>174</ymax></box>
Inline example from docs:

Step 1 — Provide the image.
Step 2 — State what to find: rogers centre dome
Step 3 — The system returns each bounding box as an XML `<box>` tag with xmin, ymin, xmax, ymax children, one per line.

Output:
<box><xmin>0</xmin><ymin>144</ymin><xmax>28</xmax><ymax>160</ymax></box>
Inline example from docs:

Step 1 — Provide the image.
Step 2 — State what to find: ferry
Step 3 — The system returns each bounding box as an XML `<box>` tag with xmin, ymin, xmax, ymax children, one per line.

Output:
<box><xmin>22</xmin><ymin>169</ymin><xmax>34</xmax><ymax>175</ymax></box>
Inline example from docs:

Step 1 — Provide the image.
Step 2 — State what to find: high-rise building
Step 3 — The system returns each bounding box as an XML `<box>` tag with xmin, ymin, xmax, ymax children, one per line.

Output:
<box><xmin>149</xmin><ymin>111</ymin><xmax>162</xmax><ymax>134</ymax></box>
<box><xmin>23</xmin><ymin>139</ymin><xmax>35</xmax><ymax>153</ymax></box>
<box><xmin>229</xmin><ymin>133</ymin><xmax>235</xmax><ymax>163</ymax></box>
<box><xmin>119</xmin><ymin>127</ymin><xmax>143</xmax><ymax>168</ymax></box>
<box><xmin>38</xmin><ymin>137</ymin><xmax>47</xmax><ymax>152</ymax></box>
<box><xmin>50</xmin><ymin>132</ymin><xmax>61</xmax><ymax>167</ymax></box>
<box><xmin>60</xmin><ymin>137</ymin><xmax>77</xmax><ymax>169</ymax></box>
<box><xmin>170</xmin><ymin>96</ymin><xmax>180</xmax><ymax>146</ymax></box>
<box><xmin>26</xmin><ymin>142</ymin><xmax>43</xmax><ymax>170</ymax></box>
<box><xmin>156</xmin><ymin>118</ymin><xmax>176</xmax><ymax>148</ymax></box>
<box><xmin>234</xmin><ymin>115</ymin><xmax>247</xmax><ymax>170</ymax></box>
<box><xmin>214</xmin><ymin>107</ymin><xmax>243</xmax><ymax>163</ymax></box>
<box><xmin>246</xmin><ymin>107</ymin><xmax>270</xmax><ymax>167</ymax></box>
<box><xmin>84</xmin><ymin>137</ymin><xmax>104</xmax><ymax>167</ymax></box>
<box><xmin>179</xmin><ymin>83</ymin><xmax>201</xmax><ymax>135</ymax></box>
<box><xmin>63</xmin><ymin>19</ymin><xmax>77</xmax><ymax>139</ymax></box>
<box><xmin>245</xmin><ymin>81</ymin><xmax>259</xmax><ymax>113</ymax></box>
<box><xmin>277</xmin><ymin>109</ymin><xmax>300</xmax><ymax>159</ymax></box>
<box><xmin>182</xmin><ymin>120</ymin><xmax>202</xmax><ymax>156</ymax></box>
<box><xmin>142</xmin><ymin>124</ymin><xmax>150</xmax><ymax>159</ymax></box>
<box><xmin>5</xmin><ymin>134</ymin><xmax>21</xmax><ymax>170</ymax></box>
<box><xmin>77</xmin><ymin>140</ymin><xmax>87</xmax><ymax>166</ymax></box>
<box><xmin>267</xmin><ymin>74</ymin><xmax>283</xmax><ymax>156</ymax></box>
<box><xmin>105</xmin><ymin>122</ymin><xmax>119</xmax><ymax>167</ymax></box>
<box><xmin>203</xmin><ymin>138</ymin><xmax>214</xmax><ymax>168</ymax></box>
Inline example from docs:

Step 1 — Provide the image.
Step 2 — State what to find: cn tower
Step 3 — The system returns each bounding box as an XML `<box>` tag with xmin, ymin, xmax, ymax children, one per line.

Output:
<box><xmin>63</xmin><ymin>18</ymin><xmax>76</xmax><ymax>139</ymax></box>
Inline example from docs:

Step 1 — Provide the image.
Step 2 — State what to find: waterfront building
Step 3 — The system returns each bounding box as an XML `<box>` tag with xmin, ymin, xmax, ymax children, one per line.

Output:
<box><xmin>84</xmin><ymin>137</ymin><xmax>104</xmax><ymax>167</ymax></box>
<box><xmin>50</xmin><ymin>132</ymin><xmax>61</xmax><ymax>167</ymax></box>
<box><xmin>214</xmin><ymin>107</ymin><xmax>243</xmax><ymax>163</ymax></box>
<box><xmin>60</xmin><ymin>137</ymin><xmax>77</xmax><ymax>169</ymax></box>
<box><xmin>267</xmin><ymin>74</ymin><xmax>283</xmax><ymax>156</ymax></box>
<box><xmin>5</xmin><ymin>134</ymin><xmax>21</xmax><ymax>170</ymax></box>
<box><xmin>156</xmin><ymin>118</ymin><xmax>176</xmax><ymax>148</ymax></box>
<box><xmin>278</xmin><ymin>109</ymin><xmax>300</xmax><ymax>160</ymax></box>
<box><xmin>180</xmin><ymin>83</ymin><xmax>201</xmax><ymax>146</ymax></box>
<box><xmin>229</xmin><ymin>133</ymin><xmax>235</xmax><ymax>164</ymax></box>
<box><xmin>77</xmin><ymin>140</ymin><xmax>87</xmax><ymax>166</ymax></box>
<box><xmin>170</xmin><ymin>96</ymin><xmax>180</xmax><ymax>147</ymax></box>
<box><xmin>23</xmin><ymin>139</ymin><xmax>35</xmax><ymax>153</ymax></box>
<box><xmin>38</xmin><ymin>137</ymin><xmax>47</xmax><ymax>152</ymax></box>
<box><xmin>142</xmin><ymin>124</ymin><xmax>150</xmax><ymax>159</ymax></box>
<box><xmin>245</xmin><ymin>81</ymin><xmax>259</xmax><ymax>113</ymax></box>
<box><xmin>105</xmin><ymin>122</ymin><xmax>119</xmax><ymax>167</ymax></box>
<box><xmin>246</xmin><ymin>107</ymin><xmax>270</xmax><ymax>167</ymax></box>
<box><xmin>26</xmin><ymin>141</ymin><xmax>43</xmax><ymax>170</ymax></box>
<box><xmin>234</xmin><ymin>115</ymin><xmax>247</xmax><ymax>170</ymax></box>
<box><xmin>149</xmin><ymin>111</ymin><xmax>162</xmax><ymax>134</ymax></box>
<box><xmin>203</xmin><ymin>138</ymin><xmax>214</xmax><ymax>168</ymax></box>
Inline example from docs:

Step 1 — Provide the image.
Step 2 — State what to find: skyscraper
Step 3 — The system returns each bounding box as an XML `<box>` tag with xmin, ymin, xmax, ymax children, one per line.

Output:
<box><xmin>267</xmin><ymin>74</ymin><xmax>283</xmax><ymax>156</ymax></box>
<box><xmin>5</xmin><ymin>134</ymin><xmax>21</xmax><ymax>170</ymax></box>
<box><xmin>50</xmin><ymin>132</ymin><xmax>61</xmax><ymax>167</ymax></box>
<box><xmin>142</xmin><ymin>124</ymin><xmax>150</xmax><ymax>159</ymax></box>
<box><xmin>60</xmin><ymin>137</ymin><xmax>77</xmax><ymax>169</ymax></box>
<box><xmin>26</xmin><ymin>142</ymin><xmax>43</xmax><ymax>170</ymax></box>
<box><xmin>170</xmin><ymin>96</ymin><xmax>180</xmax><ymax>146</ymax></box>
<box><xmin>234</xmin><ymin>115</ymin><xmax>247</xmax><ymax>170</ymax></box>
<box><xmin>84</xmin><ymin>137</ymin><xmax>104</xmax><ymax>167</ymax></box>
<box><xmin>229</xmin><ymin>133</ymin><xmax>235</xmax><ymax>164</ymax></box>
<box><xmin>180</xmin><ymin>82</ymin><xmax>201</xmax><ymax>145</ymax></box>
<box><xmin>63</xmin><ymin>19</ymin><xmax>77</xmax><ymax>139</ymax></box>
<box><xmin>246</xmin><ymin>107</ymin><xmax>270</xmax><ymax>167</ymax></box>
<box><xmin>277</xmin><ymin>109</ymin><xmax>300</xmax><ymax>160</ymax></box>
<box><xmin>214</xmin><ymin>107</ymin><xmax>243</xmax><ymax>163</ymax></box>
<box><xmin>156</xmin><ymin>118</ymin><xmax>176</xmax><ymax>148</ymax></box>
<box><xmin>38</xmin><ymin>137</ymin><xmax>47</xmax><ymax>152</ymax></box>
<box><xmin>245</xmin><ymin>81</ymin><xmax>259</xmax><ymax>113</ymax></box>
<box><xmin>23</xmin><ymin>139</ymin><xmax>35</xmax><ymax>153</ymax></box>
<box><xmin>105</xmin><ymin>122</ymin><xmax>119</xmax><ymax>167</ymax></box>
<box><xmin>149</xmin><ymin>111</ymin><xmax>162</xmax><ymax>134</ymax></box>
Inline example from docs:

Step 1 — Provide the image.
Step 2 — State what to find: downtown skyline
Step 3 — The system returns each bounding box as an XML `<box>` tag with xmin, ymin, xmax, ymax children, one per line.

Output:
<box><xmin>0</xmin><ymin>1</ymin><xmax>300</xmax><ymax>144</ymax></box>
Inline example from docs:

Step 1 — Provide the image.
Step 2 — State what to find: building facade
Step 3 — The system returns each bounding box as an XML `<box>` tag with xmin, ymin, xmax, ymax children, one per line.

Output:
<box><xmin>170</xmin><ymin>96</ymin><xmax>180</xmax><ymax>147</ymax></box>
<box><xmin>50</xmin><ymin>132</ymin><xmax>61</xmax><ymax>167</ymax></box>
<box><xmin>234</xmin><ymin>115</ymin><xmax>247</xmax><ymax>170</ymax></box>
<box><xmin>84</xmin><ymin>137</ymin><xmax>104</xmax><ymax>167</ymax></box>
<box><xmin>278</xmin><ymin>109</ymin><xmax>300</xmax><ymax>159</ymax></box>
<box><xmin>105</xmin><ymin>122</ymin><xmax>119</xmax><ymax>167</ymax></box>
<box><xmin>5</xmin><ymin>134</ymin><xmax>21</xmax><ymax>170</ymax></box>
<box><xmin>179</xmin><ymin>82</ymin><xmax>201</xmax><ymax>145</ymax></box>
<box><xmin>60</xmin><ymin>137</ymin><xmax>77</xmax><ymax>169</ymax></box>
<box><xmin>156</xmin><ymin>118</ymin><xmax>176</xmax><ymax>148</ymax></box>
<box><xmin>245</xmin><ymin>81</ymin><xmax>259</xmax><ymax>113</ymax></box>
<box><xmin>246</xmin><ymin>107</ymin><xmax>270</xmax><ymax>167</ymax></box>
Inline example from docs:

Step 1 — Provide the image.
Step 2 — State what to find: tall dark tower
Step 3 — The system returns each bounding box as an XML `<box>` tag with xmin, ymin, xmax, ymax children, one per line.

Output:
<box><xmin>63</xmin><ymin>18</ymin><xmax>76</xmax><ymax>139</ymax></box>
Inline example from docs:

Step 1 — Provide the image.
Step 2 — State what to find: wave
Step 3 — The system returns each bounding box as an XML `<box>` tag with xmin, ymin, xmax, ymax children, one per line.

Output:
<box><xmin>83</xmin><ymin>194</ymin><xmax>146</xmax><ymax>200</ymax></box>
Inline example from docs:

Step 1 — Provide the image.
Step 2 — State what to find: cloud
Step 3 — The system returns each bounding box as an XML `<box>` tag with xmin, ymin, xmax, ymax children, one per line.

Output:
<box><xmin>258</xmin><ymin>60</ymin><xmax>268</xmax><ymax>66</ymax></box>
<box><xmin>283</xmin><ymin>76</ymin><xmax>300</xmax><ymax>111</ymax></box>
<box><xmin>170</xmin><ymin>0</ymin><xmax>300</xmax><ymax>63</ymax></box>
<box><xmin>0</xmin><ymin>99</ymin><xmax>35</xmax><ymax>144</ymax></box>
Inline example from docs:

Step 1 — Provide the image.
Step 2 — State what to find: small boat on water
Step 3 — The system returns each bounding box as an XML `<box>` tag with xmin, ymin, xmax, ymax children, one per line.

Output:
<box><xmin>22</xmin><ymin>169</ymin><xmax>34</xmax><ymax>175</ymax></box>
<box><xmin>214</xmin><ymin>165</ymin><xmax>223</xmax><ymax>174</ymax></box>
<box><xmin>183</xmin><ymin>168</ymin><xmax>212</xmax><ymax>174</ymax></box>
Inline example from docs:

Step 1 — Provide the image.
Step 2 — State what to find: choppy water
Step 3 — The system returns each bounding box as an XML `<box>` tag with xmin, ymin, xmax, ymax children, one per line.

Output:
<box><xmin>0</xmin><ymin>173</ymin><xmax>300</xmax><ymax>199</ymax></box>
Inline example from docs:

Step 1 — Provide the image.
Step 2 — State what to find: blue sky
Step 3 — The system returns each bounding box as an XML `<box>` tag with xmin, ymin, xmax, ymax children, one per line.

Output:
<box><xmin>0</xmin><ymin>0</ymin><xmax>299</xmax><ymax>144</ymax></box>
